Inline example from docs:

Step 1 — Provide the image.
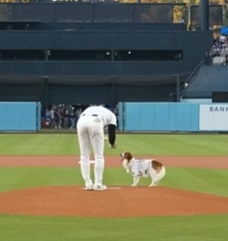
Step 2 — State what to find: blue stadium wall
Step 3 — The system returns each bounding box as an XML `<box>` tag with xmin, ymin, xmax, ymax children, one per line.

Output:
<box><xmin>1</xmin><ymin>101</ymin><xmax>227</xmax><ymax>133</ymax></box>
<box><xmin>0</xmin><ymin>102</ymin><xmax>40</xmax><ymax>132</ymax></box>
<box><xmin>118</xmin><ymin>102</ymin><xmax>228</xmax><ymax>132</ymax></box>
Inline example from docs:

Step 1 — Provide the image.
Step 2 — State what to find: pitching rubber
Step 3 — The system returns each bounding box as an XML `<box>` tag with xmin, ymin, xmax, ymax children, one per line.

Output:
<box><xmin>107</xmin><ymin>187</ymin><xmax>122</xmax><ymax>190</ymax></box>
<box><xmin>82</xmin><ymin>186</ymin><xmax>122</xmax><ymax>190</ymax></box>
<box><xmin>78</xmin><ymin>160</ymin><xmax>95</xmax><ymax>165</ymax></box>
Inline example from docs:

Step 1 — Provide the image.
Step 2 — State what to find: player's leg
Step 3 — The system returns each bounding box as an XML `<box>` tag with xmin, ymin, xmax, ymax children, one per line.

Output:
<box><xmin>89</xmin><ymin>118</ymin><xmax>106</xmax><ymax>190</ymax></box>
<box><xmin>77</xmin><ymin>118</ymin><xmax>93</xmax><ymax>190</ymax></box>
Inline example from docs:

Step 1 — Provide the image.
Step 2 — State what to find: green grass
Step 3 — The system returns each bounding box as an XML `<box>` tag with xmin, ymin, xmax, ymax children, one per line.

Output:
<box><xmin>165</xmin><ymin>167</ymin><xmax>228</xmax><ymax>197</ymax></box>
<box><xmin>0</xmin><ymin>133</ymin><xmax>228</xmax><ymax>241</ymax></box>
<box><xmin>0</xmin><ymin>133</ymin><xmax>228</xmax><ymax>155</ymax></box>
<box><xmin>0</xmin><ymin>215</ymin><xmax>228</xmax><ymax>241</ymax></box>
<box><xmin>0</xmin><ymin>167</ymin><xmax>228</xmax><ymax>197</ymax></box>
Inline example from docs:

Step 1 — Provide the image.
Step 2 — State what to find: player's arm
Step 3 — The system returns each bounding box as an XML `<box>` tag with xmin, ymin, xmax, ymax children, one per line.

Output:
<box><xmin>108</xmin><ymin>124</ymin><xmax>116</xmax><ymax>148</ymax></box>
<box><xmin>107</xmin><ymin>111</ymin><xmax>117</xmax><ymax>148</ymax></box>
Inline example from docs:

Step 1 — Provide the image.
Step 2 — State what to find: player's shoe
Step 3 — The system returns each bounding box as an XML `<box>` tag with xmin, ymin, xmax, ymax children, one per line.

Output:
<box><xmin>93</xmin><ymin>184</ymin><xmax>107</xmax><ymax>191</ymax></box>
<box><xmin>84</xmin><ymin>184</ymin><xmax>94</xmax><ymax>191</ymax></box>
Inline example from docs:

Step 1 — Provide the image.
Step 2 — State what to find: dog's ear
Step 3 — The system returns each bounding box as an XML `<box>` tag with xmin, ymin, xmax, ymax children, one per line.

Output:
<box><xmin>124</xmin><ymin>152</ymin><xmax>133</xmax><ymax>162</ymax></box>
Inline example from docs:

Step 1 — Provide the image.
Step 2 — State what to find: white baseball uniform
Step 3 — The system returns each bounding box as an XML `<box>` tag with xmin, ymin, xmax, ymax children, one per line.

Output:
<box><xmin>129</xmin><ymin>159</ymin><xmax>150</xmax><ymax>177</ymax></box>
<box><xmin>77</xmin><ymin>106</ymin><xmax>117</xmax><ymax>190</ymax></box>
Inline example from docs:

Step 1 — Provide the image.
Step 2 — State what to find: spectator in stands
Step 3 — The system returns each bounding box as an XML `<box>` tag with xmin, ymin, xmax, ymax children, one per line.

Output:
<box><xmin>54</xmin><ymin>109</ymin><xmax>62</xmax><ymax>129</ymax></box>
<box><xmin>179</xmin><ymin>18</ymin><xmax>185</xmax><ymax>24</ymax></box>
<box><xmin>226</xmin><ymin>55</ymin><xmax>228</xmax><ymax>66</ymax></box>
<box><xmin>69</xmin><ymin>107</ymin><xmax>76</xmax><ymax>129</ymax></box>
<box><xmin>76</xmin><ymin>108</ymin><xmax>82</xmax><ymax>124</ymax></box>
<box><xmin>209</xmin><ymin>33</ymin><xmax>228</xmax><ymax>65</ymax></box>
<box><xmin>219</xmin><ymin>34</ymin><xmax>226</xmax><ymax>44</ymax></box>
<box><xmin>50</xmin><ymin>107</ymin><xmax>55</xmax><ymax>128</ymax></box>
<box><xmin>62</xmin><ymin>107</ymin><xmax>69</xmax><ymax>128</ymax></box>
<box><xmin>45</xmin><ymin>109</ymin><xmax>51</xmax><ymax>128</ymax></box>
<box><xmin>41</xmin><ymin>103</ymin><xmax>119</xmax><ymax>130</ymax></box>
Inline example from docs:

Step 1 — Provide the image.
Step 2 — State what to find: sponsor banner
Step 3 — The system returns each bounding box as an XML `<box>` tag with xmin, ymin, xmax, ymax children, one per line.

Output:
<box><xmin>199</xmin><ymin>104</ymin><xmax>228</xmax><ymax>131</ymax></box>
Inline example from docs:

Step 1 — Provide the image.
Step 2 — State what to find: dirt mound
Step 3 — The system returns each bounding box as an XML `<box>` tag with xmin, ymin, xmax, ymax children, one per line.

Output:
<box><xmin>0</xmin><ymin>186</ymin><xmax>228</xmax><ymax>217</ymax></box>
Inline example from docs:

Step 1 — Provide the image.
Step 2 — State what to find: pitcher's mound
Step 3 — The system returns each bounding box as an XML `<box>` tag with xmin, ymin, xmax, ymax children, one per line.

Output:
<box><xmin>0</xmin><ymin>186</ymin><xmax>228</xmax><ymax>217</ymax></box>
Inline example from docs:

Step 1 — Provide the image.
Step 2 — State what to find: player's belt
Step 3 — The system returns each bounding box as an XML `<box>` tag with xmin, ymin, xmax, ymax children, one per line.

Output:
<box><xmin>82</xmin><ymin>114</ymin><xmax>98</xmax><ymax>117</ymax></box>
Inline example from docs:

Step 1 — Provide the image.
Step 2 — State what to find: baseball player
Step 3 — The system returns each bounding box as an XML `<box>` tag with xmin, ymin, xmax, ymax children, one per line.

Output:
<box><xmin>77</xmin><ymin>105</ymin><xmax>117</xmax><ymax>191</ymax></box>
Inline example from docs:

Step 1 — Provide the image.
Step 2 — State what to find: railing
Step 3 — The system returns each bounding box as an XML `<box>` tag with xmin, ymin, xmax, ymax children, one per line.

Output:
<box><xmin>168</xmin><ymin>58</ymin><xmax>204</xmax><ymax>102</ymax></box>
<box><xmin>180</xmin><ymin>58</ymin><xmax>205</xmax><ymax>96</ymax></box>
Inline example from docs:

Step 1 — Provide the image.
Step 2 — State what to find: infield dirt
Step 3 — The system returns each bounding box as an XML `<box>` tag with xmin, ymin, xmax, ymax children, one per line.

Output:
<box><xmin>0</xmin><ymin>155</ymin><xmax>228</xmax><ymax>217</ymax></box>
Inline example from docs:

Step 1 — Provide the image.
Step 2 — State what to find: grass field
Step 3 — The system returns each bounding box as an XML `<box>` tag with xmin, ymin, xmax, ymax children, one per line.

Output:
<box><xmin>0</xmin><ymin>133</ymin><xmax>228</xmax><ymax>241</ymax></box>
<box><xmin>0</xmin><ymin>133</ymin><xmax>228</xmax><ymax>155</ymax></box>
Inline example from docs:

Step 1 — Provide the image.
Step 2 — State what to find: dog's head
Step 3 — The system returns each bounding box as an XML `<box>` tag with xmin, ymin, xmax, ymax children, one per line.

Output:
<box><xmin>120</xmin><ymin>151</ymin><xmax>133</xmax><ymax>173</ymax></box>
<box><xmin>120</xmin><ymin>151</ymin><xmax>133</xmax><ymax>162</ymax></box>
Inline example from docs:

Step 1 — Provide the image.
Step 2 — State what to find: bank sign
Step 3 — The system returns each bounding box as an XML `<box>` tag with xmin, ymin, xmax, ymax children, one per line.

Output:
<box><xmin>199</xmin><ymin>104</ymin><xmax>228</xmax><ymax>131</ymax></box>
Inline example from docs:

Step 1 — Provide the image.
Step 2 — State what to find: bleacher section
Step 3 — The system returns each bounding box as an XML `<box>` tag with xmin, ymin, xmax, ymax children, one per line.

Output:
<box><xmin>181</xmin><ymin>65</ymin><xmax>228</xmax><ymax>99</ymax></box>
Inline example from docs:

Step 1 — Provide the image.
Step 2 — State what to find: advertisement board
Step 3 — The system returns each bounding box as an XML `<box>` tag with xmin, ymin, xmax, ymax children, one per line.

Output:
<box><xmin>199</xmin><ymin>104</ymin><xmax>228</xmax><ymax>131</ymax></box>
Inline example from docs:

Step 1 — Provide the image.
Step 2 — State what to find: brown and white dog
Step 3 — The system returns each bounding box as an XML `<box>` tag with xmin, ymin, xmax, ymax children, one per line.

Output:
<box><xmin>120</xmin><ymin>151</ymin><xmax>166</xmax><ymax>187</ymax></box>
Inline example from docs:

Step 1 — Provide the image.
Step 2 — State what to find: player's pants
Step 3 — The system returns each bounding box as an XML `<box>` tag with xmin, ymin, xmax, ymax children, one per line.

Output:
<box><xmin>77</xmin><ymin>115</ymin><xmax>105</xmax><ymax>187</ymax></box>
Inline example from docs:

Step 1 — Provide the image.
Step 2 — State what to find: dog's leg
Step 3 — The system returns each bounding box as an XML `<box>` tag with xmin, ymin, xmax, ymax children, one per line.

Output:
<box><xmin>149</xmin><ymin>181</ymin><xmax>155</xmax><ymax>187</ymax></box>
<box><xmin>149</xmin><ymin>175</ymin><xmax>160</xmax><ymax>187</ymax></box>
<box><xmin>131</xmin><ymin>176</ymin><xmax>140</xmax><ymax>187</ymax></box>
<box><xmin>151</xmin><ymin>167</ymin><xmax>166</xmax><ymax>187</ymax></box>
<box><xmin>149</xmin><ymin>169</ymin><xmax>155</xmax><ymax>187</ymax></box>
<box><xmin>149</xmin><ymin>176</ymin><xmax>161</xmax><ymax>187</ymax></box>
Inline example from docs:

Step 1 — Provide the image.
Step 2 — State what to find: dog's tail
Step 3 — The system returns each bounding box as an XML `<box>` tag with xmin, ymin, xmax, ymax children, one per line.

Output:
<box><xmin>154</xmin><ymin>166</ymin><xmax>166</xmax><ymax>183</ymax></box>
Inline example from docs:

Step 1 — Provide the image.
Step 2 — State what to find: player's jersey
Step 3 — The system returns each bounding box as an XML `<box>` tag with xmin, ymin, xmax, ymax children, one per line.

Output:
<box><xmin>81</xmin><ymin>106</ymin><xmax>117</xmax><ymax>127</ymax></box>
<box><xmin>129</xmin><ymin>159</ymin><xmax>151</xmax><ymax>177</ymax></box>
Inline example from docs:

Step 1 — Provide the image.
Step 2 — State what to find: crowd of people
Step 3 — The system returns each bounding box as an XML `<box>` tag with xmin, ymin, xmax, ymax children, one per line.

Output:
<box><xmin>208</xmin><ymin>33</ymin><xmax>228</xmax><ymax>65</ymax></box>
<box><xmin>41</xmin><ymin>104</ymin><xmax>118</xmax><ymax>129</ymax></box>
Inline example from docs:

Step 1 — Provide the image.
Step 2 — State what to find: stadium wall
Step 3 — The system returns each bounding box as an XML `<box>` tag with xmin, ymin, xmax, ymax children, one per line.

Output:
<box><xmin>0</xmin><ymin>80</ymin><xmax>179</xmax><ymax>105</ymax></box>
<box><xmin>0</xmin><ymin>102</ymin><xmax>41</xmax><ymax>132</ymax></box>
<box><xmin>0</xmin><ymin>31</ymin><xmax>213</xmax><ymax>76</ymax></box>
<box><xmin>1</xmin><ymin>101</ymin><xmax>228</xmax><ymax>133</ymax></box>
<box><xmin>118</xmin><ymin>102</ymin><xmax>228</xmax><ymax>132</ymax></box>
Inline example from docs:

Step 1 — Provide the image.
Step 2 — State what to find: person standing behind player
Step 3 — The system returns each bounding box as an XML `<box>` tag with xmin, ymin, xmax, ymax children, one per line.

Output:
<box><xmin>77</xmin><ymin>105</ymin><xmax>117</xmax><ymax>191</ymax></box>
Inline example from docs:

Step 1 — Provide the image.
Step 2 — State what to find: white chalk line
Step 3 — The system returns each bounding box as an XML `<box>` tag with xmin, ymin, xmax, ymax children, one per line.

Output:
<box><xmin>107</xmin><ymin>187</ymin><xmax>122</xmax><ymax>190</ymax></box>
<box><xmin>78</xmin><ymin>160</ymin><xmax>95</xmax><ymax>165</ymax></box>
<box><xmin>82</xmin><ymin>186</ymin><xmax>122</xmax><ymax>190</ymax></box>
